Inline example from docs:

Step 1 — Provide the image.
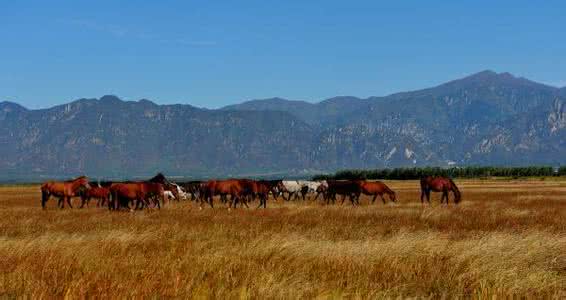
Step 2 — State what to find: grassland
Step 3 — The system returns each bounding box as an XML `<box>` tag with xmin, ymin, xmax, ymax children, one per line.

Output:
<box><xmin>0</xmin><ymin>179</ymin><xmax>565</xmax><ymax>298</ymax></box>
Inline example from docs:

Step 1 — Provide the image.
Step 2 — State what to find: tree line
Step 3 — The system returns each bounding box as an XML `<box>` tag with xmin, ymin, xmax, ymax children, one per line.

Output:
<box><xmin>313</xmin><ymin>166</ymin><xmax>566</xmax><ymax>180</ymax></box>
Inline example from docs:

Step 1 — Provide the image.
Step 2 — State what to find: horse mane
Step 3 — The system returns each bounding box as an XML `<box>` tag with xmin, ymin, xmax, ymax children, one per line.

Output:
<box><xmin>148</xmin><ymin>173</ymin><xmax>169</xmax><ymax>184</ymax></box>
<box><xmin>66</xmin><ymin>175</ymin><xmax>87</xmax><ymax>182</ymax></box>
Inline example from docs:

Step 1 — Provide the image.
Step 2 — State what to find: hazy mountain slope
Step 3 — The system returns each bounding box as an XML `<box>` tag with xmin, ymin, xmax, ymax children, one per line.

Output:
<box><xmin>1</xmin><ymin>71</ymin><xmax>565</xmax><ymax>180</ymax></box>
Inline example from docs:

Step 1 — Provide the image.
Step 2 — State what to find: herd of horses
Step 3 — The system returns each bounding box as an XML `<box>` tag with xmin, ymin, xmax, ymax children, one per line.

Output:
<box><xmin>40</xmin><ymin>174</ymin><xmax>461</xmax><ymax>210</ymax></box>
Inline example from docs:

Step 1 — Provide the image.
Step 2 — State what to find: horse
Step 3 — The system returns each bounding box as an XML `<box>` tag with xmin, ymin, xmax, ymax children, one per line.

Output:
<box><xmin>201</xmin><ymin>179</ymin><xmax>246</xmax><ymax>209</ymax></box>
<box><xmin>149</xmin><ymin>173</ymin><xmax>179</xmax><ymax>201</ymax></box>
<box><xmin>41</xmin><ymin>176</ymin><xmax>91</xmax><ymax>209</ymax></box>
<box><xmin>326</xmin><ymin>180</ymin><xmax>362</xmax><ymax>205</ymax></box>
<box><xmin>420</xmin><ymin>176</ymin><xmax>461</xmax><ymax>205</ymax></box>
<box><xmin>109</xmin><ymin>182</ymin><xmax>165</xmax><ymax>210</ymax></box>
<box><xmin>254</xmin><ymin>180</ymin><xmax>281</xmax><ymax>208</ymax></box>
<box><xmin>313</xmin><ymin>181</ymin><xmax>329</xmax><ymax>201</ymax></box>
<box><xmin>357</xmin><ymin>180</ymin><xmax>396</xmax><ymax>204</ymax></box>
<box><xmin>278</xmin><ymin>181</ymin><xmax>307</xmax><ymax>201</ymax></box>
<box><xmin>80</xmin><ymin>186</ymin><xmax>111</xmax><ymax>208</ymax></box>
<box><xmin>179</xmin><ymin>181</ymin><xmax>204</xmax><ymax>201</ymax></box>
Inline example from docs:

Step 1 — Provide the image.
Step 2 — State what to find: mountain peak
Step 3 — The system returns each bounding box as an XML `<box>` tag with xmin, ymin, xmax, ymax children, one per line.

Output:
<box><xmin>0</xmin><ymin>101</ymin><xmax>28</xmax><ymax>112</ymax></box>
<box><xmin>99</xmin><ymin>95</ymin><xmax>123</xmax><ymax>103</ymax></box>
<box><xmin>443</xmin><ymin>70</ymin><xmax>555</xmax><ymax>91</ymax></box>
<box><xmin>138</xmin><ymin>99</ymin><xmax>157</xmax><ymax>106</ymax></box>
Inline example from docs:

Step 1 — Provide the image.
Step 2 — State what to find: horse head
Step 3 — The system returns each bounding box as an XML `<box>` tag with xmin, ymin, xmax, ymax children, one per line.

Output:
<box><xmin>74</xmin><ymin>176</ymin><xmax>91</xmax><ymax>192</ymax></box>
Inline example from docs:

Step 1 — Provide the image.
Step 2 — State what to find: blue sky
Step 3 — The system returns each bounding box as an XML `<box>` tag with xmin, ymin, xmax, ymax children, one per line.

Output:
<box><xmin>1</xmin><ymin>1</ymin><xmax>565</xmax><ymax>109</ymax></box>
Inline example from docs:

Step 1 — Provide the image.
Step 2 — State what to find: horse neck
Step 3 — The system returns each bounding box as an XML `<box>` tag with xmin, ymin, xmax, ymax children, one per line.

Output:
<box><xmin>69</xmin><ymin>179</ymin><xmax>85</xmax><ymax>191</ymax></box>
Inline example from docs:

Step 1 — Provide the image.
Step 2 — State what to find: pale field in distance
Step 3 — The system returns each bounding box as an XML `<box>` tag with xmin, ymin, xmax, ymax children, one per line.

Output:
<box><xmin>0</xmin><ymin>179</ymin><xmax>565</xmax><ymax>298</ymax></box>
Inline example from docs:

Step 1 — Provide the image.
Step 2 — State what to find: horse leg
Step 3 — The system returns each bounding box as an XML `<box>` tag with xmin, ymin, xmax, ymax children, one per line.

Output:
<box><xmin>355</xmin><ymin>193</ymin><xmax>361</xmax><ymax>206</ymax></box>
<box><xmin>371</xmin><ymin>194</ymin><xmax>377</xmax><ymax>204</ymax></box>
<box><xmin>41</xmin><ymin>192</ymin><xmax>50</xmax><ymax>209</ymax></box>
<box><xmin>156</xmin><ymin>195</ymin><xmax>162</xmax><ymax>209</ymax></box>
<box><xmin>380</xmin><ymin>194</ymin><xmax>386</xmax><ymax>204</ymax></box>
<box><xmin>58</xmin><ymin>197</ymin><xmax>65</xmax><ymax>208</ymax></box>
<box><xmin>66</xmin><ymin>196</ymin><xmax>73</xmax><ymax>208</ymax></box>
<box><xmin>340</xmin><ymin>194</ymin><xmax>346</xmax><ymax>205</ymax></box>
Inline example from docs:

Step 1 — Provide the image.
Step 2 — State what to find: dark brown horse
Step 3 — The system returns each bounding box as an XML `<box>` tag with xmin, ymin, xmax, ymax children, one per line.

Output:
<box><xmin>179</xmin><ymin>181</ymin><xmax>204</xmax><ymax>201</ymax></box>
<box><xmin>149</xmin><ymin>173</ymin><xmax>179</xmax><ymax>201</ymax></box>
<box><xmin>80</xmin><ymin>186</ymin><xmax>111</xmax><ymax>208</ymax></box>
<box><xmin>326</xmin><ymin>180</ymin><xmax>362</xmax><ymax>206</ymax></box>
<box><xmin>357</xmin><ymin>180</ymin><xmax>396</xmax><ymax>204</ymax></box>
<box><xmin>41</xmin><ymin>176</ymin><xmax>91</xmax><ymax>209</ymax></box>
<box><xmin>420</xmin><ymin>176</ymin><xmax>461</xmax><ymax>205</ymax></box>
<box><xmin>109</xmin><ymin>182</ymin><xmax>165</xmax><ymax>210</ymax></box>
<box><xmin>254</xmin><ymin>180</ymin><xmax>281</xmax><ymax>208</ymax></box>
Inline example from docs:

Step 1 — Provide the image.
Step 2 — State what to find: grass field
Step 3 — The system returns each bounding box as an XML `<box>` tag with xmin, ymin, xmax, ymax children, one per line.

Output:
<box><xmin>1</xmin><ymin>179</ymin><xmax>565</xmax><ymax>298</ymax></box>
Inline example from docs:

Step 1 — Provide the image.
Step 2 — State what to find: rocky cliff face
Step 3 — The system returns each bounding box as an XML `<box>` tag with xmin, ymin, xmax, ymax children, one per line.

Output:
<box><xmin>1</xmin><ymin>71</ymin><xmax>565</xmax><ymax>180</ymax></box>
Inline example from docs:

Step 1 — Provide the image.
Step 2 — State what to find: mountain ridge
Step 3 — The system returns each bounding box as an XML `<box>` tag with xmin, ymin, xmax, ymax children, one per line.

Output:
<box><xmin>1</xmin><ymin>70</ymin><xmax>565</xmax><ymax>180</ymax></box>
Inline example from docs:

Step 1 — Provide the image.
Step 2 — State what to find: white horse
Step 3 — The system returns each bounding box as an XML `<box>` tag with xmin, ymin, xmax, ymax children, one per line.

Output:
<box><xmin>297</xmin><ymin>180</ymin><xmax>323</xmax><ymax>193</ymax></box>
<box><xmin>164</xmin><ymin>190</ymin><xmax>176</xmax><ymax>202</ymax></box>
<box><xmin>279</xmin><ymin>181</ymin><xmax>306</xmax><ymax>201</ymax></box>
<box><xmin>172</xmin><ymin>183</ymin><xmax>189</xmax><ymax>200</ymax></box>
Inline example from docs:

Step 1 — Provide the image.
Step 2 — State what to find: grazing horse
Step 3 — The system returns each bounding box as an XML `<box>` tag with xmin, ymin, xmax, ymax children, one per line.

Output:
<box><xmin>80</xmin><ymin>186</ymin><xmax>111</xmax><ymax>208</ymax></box>
<box><xmin>420</xmin><ymin>176</ymin><xmax>461</xmax><ymax>205</ymax></box>
<box><xmin>357</xmin><ymin>180</ymin><xmax>396</xmax><ymax>204</ymax></box>
<box><xmin>326</xmin><ymin>180</ymin><xmax>362</xmax><ymax>205</ymax></box>
<box><xmin>109</xmin><ymin>182</ymin><xmax>165</xmax><ymax>210</ymax></box>
<box><xmin>41</xmin><ymin>176</ymin><xmax>91</xmax><ymax>209</ymax></box>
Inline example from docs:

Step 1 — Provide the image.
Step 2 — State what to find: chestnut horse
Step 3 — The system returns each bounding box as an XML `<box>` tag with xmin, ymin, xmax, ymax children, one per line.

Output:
<box><xmin>109</xmin><ymin>182</ymin><xmax>165</xmax><ymax>210</ymax></box>
<box><xmin>357</xmin><ymin>180</ymin><xmax>396</xmax><ymax>204</ymax></box>
<box><xmin>41</xmin><ymin>176</ymin><xmax>91</xmax><ymax>209</ymax></box>
<box><xmin>420</xmin><ymin>176</ymin><xmax>461</xmax><ymax>205</ymax></box>
<box><xmin>80</xmin><ymin>186</ymin><xmax>111</xmax><ymax>208</ymax></box>
<box><xmin>201</xmin><ymin>179</ymin><xmax>246</xmax><ymax>209</ymax></box>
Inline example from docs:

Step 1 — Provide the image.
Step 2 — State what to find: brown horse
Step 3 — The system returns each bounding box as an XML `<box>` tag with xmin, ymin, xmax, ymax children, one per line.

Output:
<box><xmin>201</xmin><ymin>179</ymin><xmax>246</xmax><ymax>209</ymax></box>
<box><xmin>420</xmin><ymin>176</ymin><xmax>461</xmax><ymax>205</ymax></box>
<box><xmin>109</xmin><ymin>182</ymin><xmax>165</xmax><ymax>210</ymax></box>
<box><xmin>80</xmin><ymin>186</ymin><xmax>111</xmax><ymax>208</ymax></box>
<box><xmin>254</xmin><ymin>180</ymin><xmax>281</xmax><ymax>208</ymax></box>
<box><xmin>41</xmin><ymin>176</ymin><xmax>91</xmax><ymax>209</ymax></box>
<box><xmin>357</xmin><ymin>180</ymin><xmax>396</xmax><ymax>204</ymax></box>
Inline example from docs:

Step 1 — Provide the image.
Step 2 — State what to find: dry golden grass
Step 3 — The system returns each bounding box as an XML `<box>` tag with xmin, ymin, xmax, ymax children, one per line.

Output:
<box><xmin>1</xmin><ymin>179</ymin><xmax>566</xmax><ymax>298</ymax></box>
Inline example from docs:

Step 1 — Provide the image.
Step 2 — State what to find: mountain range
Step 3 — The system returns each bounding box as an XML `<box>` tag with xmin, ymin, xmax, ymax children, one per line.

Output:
<box><xmin>1</xmin><ymin>70</ymin><xmax>565</xmax><ymax>181</ymax></box>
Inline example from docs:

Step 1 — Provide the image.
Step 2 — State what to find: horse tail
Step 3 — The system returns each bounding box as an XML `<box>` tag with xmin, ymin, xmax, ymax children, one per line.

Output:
<box><xmin>40</xmin><ymin>183</ymin><xmax>49</xmax><ymax>209</ymax></box>
<box><xmin>449</xmin><ymin>178</ymin><xmax>461</xmax><ymax>203</ymax></box>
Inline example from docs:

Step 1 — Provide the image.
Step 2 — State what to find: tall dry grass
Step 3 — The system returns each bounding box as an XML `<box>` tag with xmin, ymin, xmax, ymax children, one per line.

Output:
<box><xmin>0</xmin><ymin>179</ymin><xmax>565</xmax><ymax>298</ymax></box>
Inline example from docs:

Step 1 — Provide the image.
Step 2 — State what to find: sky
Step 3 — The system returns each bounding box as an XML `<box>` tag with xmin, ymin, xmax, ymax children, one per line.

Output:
<box><xmin>1</xmin><ymin>1</ymin><xmax>565</xmax><ymax>109</ymax></box>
